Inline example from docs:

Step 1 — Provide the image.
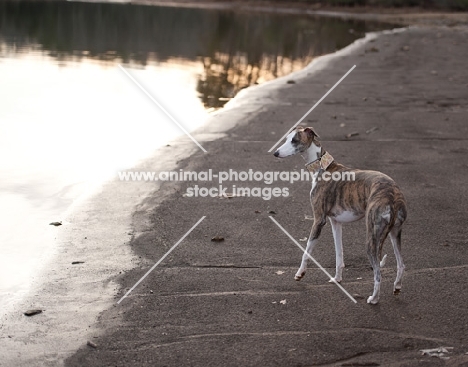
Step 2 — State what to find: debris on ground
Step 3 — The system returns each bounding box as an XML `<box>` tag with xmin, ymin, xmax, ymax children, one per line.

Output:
<box><xmin>279</xmin><ymin>299</ymin><xmax>287</xmax><ymax>305</ymax></box>
<box><xmin>275</xmin><ymin>270</ymin><xmax>285</xmax><ymax>275</ymax></box>
<box><xmin>211</xmin><ymin>236</ymin><xmax>225</xmax><ymax>242</ymax></box>
<box><xmin>72</xmin><ymin>261</ymin><xmax>85</xmax><ymax>265</ymax></box>
<box><xmin>420</xmin><ymin>346</ymin><xmax>453</xmax><ymax>360</ymax></box>
<box><xmin>87</xmin><ymin>341</ymin><xmax>98</xmax><ymax>349</ymax></box>
<box><xmin>24</xmin><ymin>309</ymin><xmax>42</xmax><ymax>317</ymax></box>
<box><xmin>49</xmin><ymin>221</ymin><xmax>62</xmax><ymax>226</ymax></box>
<box><xmin>346</xmin><ymin>132</ymin><xmax>360</xmax><ymax>139</ymax></box>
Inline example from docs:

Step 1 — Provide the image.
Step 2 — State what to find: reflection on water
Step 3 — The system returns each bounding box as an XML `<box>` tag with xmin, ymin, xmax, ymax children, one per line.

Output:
<box><xmin>0</xmin><ymin>1</ymin><xmax>387</xmax><ymax>107</ymax></box>
<box><xmin>0</xmin><ymin>1</ymin><xmax>389</xmax><ymax>313</ymax></box>
<box><xmin>0</xmin><ymin>55</ymin><xmax>207</xmax><ymax>313</ymax></box>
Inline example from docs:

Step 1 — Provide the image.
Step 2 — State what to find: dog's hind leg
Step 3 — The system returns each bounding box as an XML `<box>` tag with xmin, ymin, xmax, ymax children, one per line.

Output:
<box><xmin>389</xmin><ymin>226</ymin><xmax>405</xmax><ymax>295</ymax></box>
<box><xmin>328</xmin><ymin>218</ymin><xmax>344</xmax><ymax>283</ymax></box>
<box><xmin>295</xmin><ymin>218</ymin><xmax>326</xmax><ymax>281</ymax></box>
<box><xmin>366</xmin><ymin>211</ymin><xmax>392</xmax><ymax>305</ymax></box>
<box><xmin>366</xmin><ymin>240</ymin><xmax>383</xmax><ymax>305</ymax></box>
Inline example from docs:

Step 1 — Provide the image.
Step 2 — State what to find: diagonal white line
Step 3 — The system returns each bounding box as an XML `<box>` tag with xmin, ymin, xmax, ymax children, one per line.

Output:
<box><xmin>118</xmin><ymin>64</ymin><xmax>207</xmax><ymax>153</ymax></box>
<box><xmin>269</xmin><ymin>216</ymin><xmax>357</xmax><ymax>304</ymax></box>
<box><xmin>268</xmin><ymin>65</ymin><xmax>356</xmax><ymax>153</ymax></box>
<box><xmin>117</xmin><ymin>216</ymin><xmax>206</xmax><ymax>304</ymax></box>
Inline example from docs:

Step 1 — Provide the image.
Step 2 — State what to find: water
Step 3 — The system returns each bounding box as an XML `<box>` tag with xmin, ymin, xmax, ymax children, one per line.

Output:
<box><xmin>0</xmin><ymin>0</ymin><xmax>388</xmax><ymax>313</ymax></box>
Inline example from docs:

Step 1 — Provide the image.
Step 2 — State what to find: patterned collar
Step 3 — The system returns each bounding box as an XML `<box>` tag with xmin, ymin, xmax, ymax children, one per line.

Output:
<box><xmin>305</xmin><ymin>151</ymin><xmax>334</xmax><ymax>174</ymax></box>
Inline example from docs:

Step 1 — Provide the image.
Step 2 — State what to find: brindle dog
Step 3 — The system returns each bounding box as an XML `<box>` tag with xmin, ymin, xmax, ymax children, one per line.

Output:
<box><xmin>274</xmin><ymin>127</ymin><xmax>407</xmax><ymax>304</ymax></box>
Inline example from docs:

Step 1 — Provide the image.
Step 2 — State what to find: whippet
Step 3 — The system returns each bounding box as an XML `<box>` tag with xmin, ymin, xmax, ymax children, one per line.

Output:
<box><xmin>273</xmin><ymin>127</ymin><xmax>407</xmax><ymax>304</ymax></box>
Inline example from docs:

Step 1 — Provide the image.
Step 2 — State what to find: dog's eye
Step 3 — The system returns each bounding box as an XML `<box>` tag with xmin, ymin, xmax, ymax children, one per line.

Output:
<box><xmin>291</xmin><ymin>138</ymin><xmax>298</xmax><ymax>144</ymax></box>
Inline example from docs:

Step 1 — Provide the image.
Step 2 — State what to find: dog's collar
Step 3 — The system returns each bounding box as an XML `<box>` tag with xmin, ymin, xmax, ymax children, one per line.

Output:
<box><xmin>305</xmin><ymin>151</ymin><xmax>334</xmax><ymax>174</ymax></box>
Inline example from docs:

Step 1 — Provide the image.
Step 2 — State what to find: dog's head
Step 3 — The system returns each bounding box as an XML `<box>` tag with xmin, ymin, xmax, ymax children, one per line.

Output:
<box><xmin>273</xmin><ymin>126</ymin><xmax>319</xmax><ymax>158</ymax></box>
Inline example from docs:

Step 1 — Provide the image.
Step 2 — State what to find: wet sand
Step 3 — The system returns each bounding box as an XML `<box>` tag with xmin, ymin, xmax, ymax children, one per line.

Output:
<box><xmin>1</xmin><ymin>9</ymin><xmax>468</xmax><ymax>367</ymax></box>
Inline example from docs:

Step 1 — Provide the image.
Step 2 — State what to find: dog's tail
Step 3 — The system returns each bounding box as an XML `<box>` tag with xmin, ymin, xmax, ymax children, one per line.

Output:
<box><xmin>380</xmin><ymin>254</ymin><xmax>388</xmax><ymax>267</ymax></box>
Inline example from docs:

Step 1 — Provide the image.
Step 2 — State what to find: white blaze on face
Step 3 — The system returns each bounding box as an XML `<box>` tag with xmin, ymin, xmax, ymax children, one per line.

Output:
<box><xmin>275</xmin><ymin>131</ymin><xmax>299</xmax><ymax>157</ymax></box>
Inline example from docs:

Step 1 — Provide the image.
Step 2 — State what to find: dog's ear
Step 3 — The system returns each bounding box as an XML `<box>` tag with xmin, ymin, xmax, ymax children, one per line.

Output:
<box><xmin>304</xmin><ymin>127</ymin><xmax>319</xmax><ymax>139</ymax></box>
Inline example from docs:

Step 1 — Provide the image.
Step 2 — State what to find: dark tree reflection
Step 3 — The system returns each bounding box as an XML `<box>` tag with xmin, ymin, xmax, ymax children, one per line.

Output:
<box><xmin>0</xmin><ymin>1</ymin><xmax>389</xmax><ymax>108</ymax></box>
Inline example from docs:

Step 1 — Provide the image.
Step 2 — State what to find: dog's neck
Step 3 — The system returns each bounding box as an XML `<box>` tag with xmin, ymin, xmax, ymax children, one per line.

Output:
<box><xmin>302</xmin><ymin>141</ymin><xmax>334</xmax><ymax>174</ymax></box>
<box><xmin>301</xmin><ymin>141</ymin><xmax>322</xmax><ymax>164</ymax></box>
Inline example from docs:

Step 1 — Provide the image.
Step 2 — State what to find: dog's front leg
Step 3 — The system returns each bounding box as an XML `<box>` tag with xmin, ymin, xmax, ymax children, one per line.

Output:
<box><xmin>295</xmin><ymin>218</ymin><xmax>325</xmax><ymax>281</ymax></box>
<box><xmin>329</xmin><ymin>218</ymin><xmax>344</xmax><ymax>283</ymax></box>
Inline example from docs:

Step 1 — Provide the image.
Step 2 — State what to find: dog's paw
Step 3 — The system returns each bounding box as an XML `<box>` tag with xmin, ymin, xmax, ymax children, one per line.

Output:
<box><xmin>328</xmin><ymin>277</ymin><xmax>342</xmax><ymax>284</ymax></box>
<box><xmin>366</xmin><ymin>296</ymin><xmax>379</xmax><ymax>305</ymax></box>
<box><xmin>294</xmin><ymin>272</ymin><xmax>305</xmax><ymax>281</ymax></box>
<box><xmin>393</xmin><ymin>288</ymin><xmax>401</xmax><ymax>295</ymax></box>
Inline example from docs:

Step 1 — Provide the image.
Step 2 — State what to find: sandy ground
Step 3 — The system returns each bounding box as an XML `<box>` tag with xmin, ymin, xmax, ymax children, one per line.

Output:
<box><xmin>59</xmin><ymin>25</ymin><xmax>468</xmax><ymax>367</ymax></box>
<box><xmin>1</xmin><ymin>4</ymin><xmax>468</xmax><ymax>366</ymax></box>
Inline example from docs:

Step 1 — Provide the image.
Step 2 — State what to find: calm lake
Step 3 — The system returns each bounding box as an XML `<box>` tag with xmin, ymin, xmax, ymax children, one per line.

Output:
<box><xmin>0</xmin><ymin>1</ymin><xmax>389</xmax><ymax>313</ymax></box>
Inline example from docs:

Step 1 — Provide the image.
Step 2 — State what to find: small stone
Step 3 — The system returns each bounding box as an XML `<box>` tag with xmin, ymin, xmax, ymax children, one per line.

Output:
<box><xmin>87</xmin><ymin>341</ymin><xmax>97</xmax><ymax>348</ymax></box>
<box><xmin>345</xmin><ymin>132</ymin><xmax>359</xmax><ymax>139</ymax></box>
<box><xmin>24</xmin><ymin>309</ymin><xmax>42</xmax><ymax>317</ymax></box>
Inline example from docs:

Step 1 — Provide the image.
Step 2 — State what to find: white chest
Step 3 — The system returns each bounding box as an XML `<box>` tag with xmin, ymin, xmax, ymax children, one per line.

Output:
<box><xmin>310</xmin><ymin>172</ymin><xmax>319</xmax><ymax>194</ymax></box>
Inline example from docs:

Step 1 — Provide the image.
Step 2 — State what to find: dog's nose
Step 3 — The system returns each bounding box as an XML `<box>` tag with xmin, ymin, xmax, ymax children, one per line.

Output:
<box><xmin>273</xmin><ymin>151</ymin><xmax>279</xmax><ymax>157</ymax></box>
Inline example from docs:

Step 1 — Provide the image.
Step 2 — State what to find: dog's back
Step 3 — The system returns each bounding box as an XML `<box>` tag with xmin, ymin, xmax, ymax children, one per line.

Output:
<box><xmin>312</xmin><ymin>162</ymin><xmax>407</xmax><ymax>225</ymax></box>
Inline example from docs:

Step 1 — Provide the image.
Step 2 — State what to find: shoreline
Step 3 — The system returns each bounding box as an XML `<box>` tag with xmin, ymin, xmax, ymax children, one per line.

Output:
<box><xmin>0</xmin><ymin>141</ymin><xmax>199</xmax><ymax>365</ymax></box>
<box><xmin>0</xmin><ymin>23</ymin><xmax>387</xmax><ymax>366</ymax></box>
